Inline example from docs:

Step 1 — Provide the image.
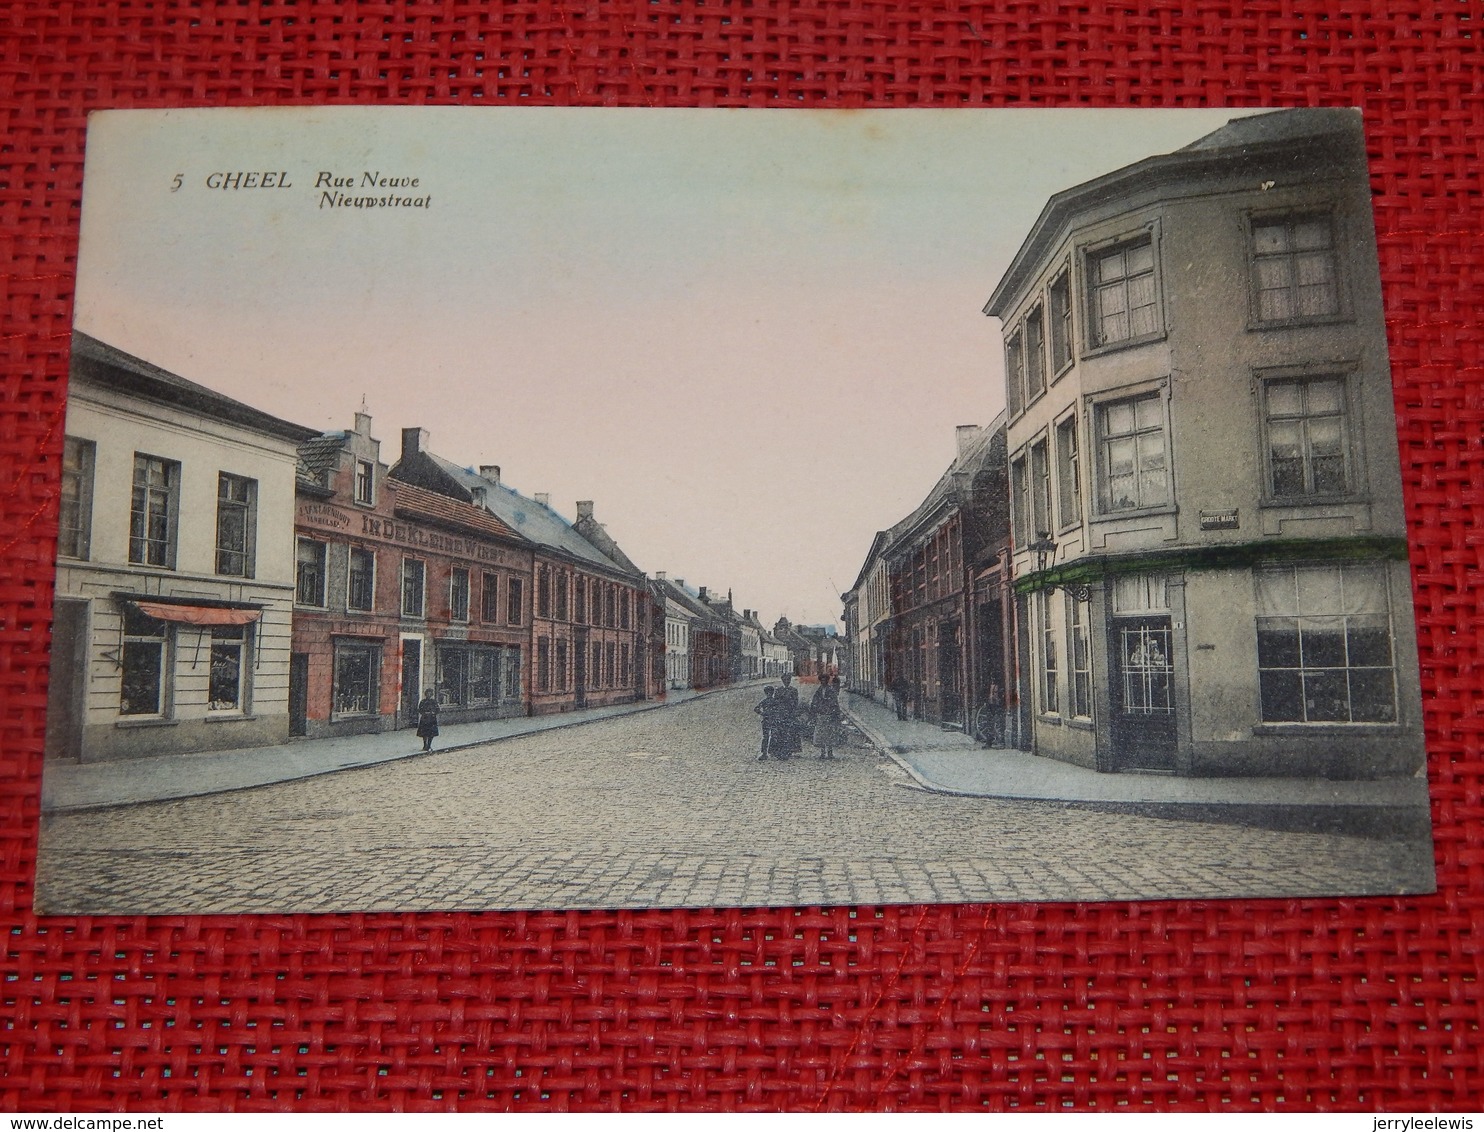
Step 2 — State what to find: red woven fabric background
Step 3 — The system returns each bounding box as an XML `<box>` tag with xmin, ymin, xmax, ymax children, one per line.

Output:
<box><xmin>2</xmin><ymin>0</ymin><xmax>1480</xmax><ymax>1112</ymax></box>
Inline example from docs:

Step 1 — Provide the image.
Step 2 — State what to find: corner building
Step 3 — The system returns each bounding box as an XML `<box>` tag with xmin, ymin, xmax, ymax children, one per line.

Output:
<box><xmin>984</xmin><ymin>108</ymin><xmax>1423</xmax><ymax>778</ymax></box>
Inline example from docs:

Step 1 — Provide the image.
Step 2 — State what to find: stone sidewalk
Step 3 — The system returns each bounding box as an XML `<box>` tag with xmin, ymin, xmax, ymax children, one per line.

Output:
<box><xmin>42</xmin><ymin>682</ymin><xmax>751</xmax><ymax>814</ymax></box>
<box><xmin>842</xmin><ymin>693</ymin><xmax>1432</xmax><ymax>837</ymax></box>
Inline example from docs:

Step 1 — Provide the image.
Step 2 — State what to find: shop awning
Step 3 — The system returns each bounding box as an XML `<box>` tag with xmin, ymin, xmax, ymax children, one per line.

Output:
<box><xmin>128</xmin><ymin>600</ymin><xmax>262</xmax><ymax>627</ymax></box>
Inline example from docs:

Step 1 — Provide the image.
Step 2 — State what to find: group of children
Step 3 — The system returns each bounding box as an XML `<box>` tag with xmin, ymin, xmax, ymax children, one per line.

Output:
<box><xmin>753</xmin><ymin>674</ymin><xmax>846</xmax><ymax>761</ymax></box>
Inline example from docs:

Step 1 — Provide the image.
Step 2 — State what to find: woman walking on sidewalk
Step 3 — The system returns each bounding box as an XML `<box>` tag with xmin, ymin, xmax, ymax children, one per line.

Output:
<box><xmin>810</xmin><ymin>674</ymin><xmax>844</xmax><ymax>759</ymax></box>
<box><xmin>416</xmin><ymin>690</ymin><xmax>440</xmax><ymax>752</ymax></box>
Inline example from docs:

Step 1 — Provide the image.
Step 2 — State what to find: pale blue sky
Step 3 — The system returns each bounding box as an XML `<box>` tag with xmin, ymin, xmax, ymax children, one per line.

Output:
<box><xmin>74</xmin><ymin>107</ymin><xmax>1258</xmax><ymax>625</ymax></box>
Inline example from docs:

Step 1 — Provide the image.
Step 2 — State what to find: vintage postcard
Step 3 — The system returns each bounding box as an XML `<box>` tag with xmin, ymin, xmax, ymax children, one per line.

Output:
<box><xmin>36</xmin><ymin>107</ymin><xmax>1434</xmax><ymax>913</ymax></box>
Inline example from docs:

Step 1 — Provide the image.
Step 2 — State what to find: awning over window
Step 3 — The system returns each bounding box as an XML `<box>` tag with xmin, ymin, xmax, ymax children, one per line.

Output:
<box><xmin>128</xmin><ymin>601</ymin><xmax>262</xmax><ymax>627</ymax></box>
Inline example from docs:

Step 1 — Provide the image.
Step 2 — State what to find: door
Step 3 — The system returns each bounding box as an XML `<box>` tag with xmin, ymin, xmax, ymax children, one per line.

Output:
<box><xmin>400</xmin><ymin>638</ymin><xmax>421</xmax><ymax>729</ymax></box>
<box><xmin>288</xmin><ymin>652</ymin><xmax>309</xmax><ymax>737</ymax></box>
<box><xmin>1110</xmin><ymin>615</ymin><xmax>1177</xmax><ymax>770</ymax></box>
<box><xmin>44</xmin><ymin>599</ymin><xmax>89</xmax><ymax>760</ymax></box>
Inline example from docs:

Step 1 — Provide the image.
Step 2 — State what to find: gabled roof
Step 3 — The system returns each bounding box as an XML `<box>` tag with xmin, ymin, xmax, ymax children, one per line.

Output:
<box><xmin>394</xmin><ymin>451</ymin><xmax>636</xmax><ymax>578</ymax></box>
<box><xmin>70</xmin><ymin>331</ymin><xmax>319</xmax><ymax>446</ymax></box>
<box><xmin>297</xmin><ymin>432</ymin><xmax>348</xmax><ymax>486</ymax></box>
<box><xmin>657</xmin><ymin>578</ymin><xmax>726</xmax><ymax>626</ymax></box>
<box><xmin>393</xmin><ymin>481</ymin><xmax>528</xmax><ymax>545</ymax></box>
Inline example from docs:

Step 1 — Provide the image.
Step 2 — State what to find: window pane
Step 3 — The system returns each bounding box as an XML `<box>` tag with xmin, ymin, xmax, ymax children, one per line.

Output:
<box><xmin>1348</xmin><ymin>669</ymin><xmax>1397</xmax><ymax>723</ymax></box>
<box><xmin>1125</xmin><ymin>242</ymin><xmax>1153</xmax><ymax>275</ymax></box>
<box><xmin>1106</xmin><ymin>436</ymin><xmax>1136</xmax><ymax>478</ymax></box>
<box><xmin>1298</xmin><ymin>618</ymin><xmax>1346</xmax><ymax>667</ymax></box>
<box><xmin>1307</xmin><ymin>379</ymin><xmax>1345</xmax><ymax>416</ymax></box>
<box><xmin>1252</xmin><ymin>224</ymin><xmax>1289</xmax><ymax>255</ymax></box>
<box><xmin>1303</xmin><ymin>669</ymin><xmax>1350</xmax><ymax>722</ymax></box>
<box><xmin>1346</xmin><ymin>615</ymin><xmax>1393</xmax><ymax>667</ymax></box>
<box><xmin>120</xmin><ymin>642</ymin><xmax>163</xmax><ymax>715</ymax></box>
<box><xmin>1104</xmin><ymin>402</ymin><xmax>1135</xmax><ymax>436</ymax></box>
<box><xmin>209</xmin><ymin>642</ymin><xmax>242</xmax><ymax>709</ymax></box>
<box><xmin>1259</xmin><ymin>669</ymin><xmax>1303</xmax><ymax>721</ymax></box>
<box><xmin>1257</xmin><ymin>620</ymin><xmax>1301</xmax><ymax>668</ymax></box>
<box><xmin>1292</xmin><ymin>219</ymin><xmax>1332</xmax><ymax>250</ymax></box>
<box><xmin>1257</xmin><ymin>287</ymin><xmax>1293</xmax><ymax>323</ymax></box>
<box><xmin>1267</xmin><ymin>381</ymin><xmax>1303</xmax><ymax>417</ymax></box>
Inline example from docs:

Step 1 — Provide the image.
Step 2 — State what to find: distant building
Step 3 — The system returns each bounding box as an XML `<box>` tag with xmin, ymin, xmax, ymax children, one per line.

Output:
<box><xmin>46</xmin><ymin>333</ymin><xmax>317</xmax><ymax>762</ymax></box>
<box><xmin>984</xmin><ymin>108</ymin><xmax>1422</xmax><ymax>777</ymax></box>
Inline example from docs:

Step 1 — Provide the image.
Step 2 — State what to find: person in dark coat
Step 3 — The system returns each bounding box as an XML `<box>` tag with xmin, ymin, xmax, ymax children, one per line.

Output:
<box><xmin>810</xmin><ymin>674</ymin><xmax>844</xmax><ymax>759</ymax></box>
<box><xmin>773</xmin><ymin>672</ymin><xmax>801</xmax><ymax>758</ymax></box>
<box><xmin>416</xmin><ymin>689</ymin><xmax>440</xmax><ymax>752</ymax></box>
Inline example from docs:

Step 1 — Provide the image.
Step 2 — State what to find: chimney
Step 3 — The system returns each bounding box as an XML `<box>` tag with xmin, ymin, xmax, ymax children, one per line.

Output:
<box><xmin>698</xmin><ymin>586</ymin><xmax>709</xmax><ymax>601</ymax></box>
<box><xmin>479</xmin><ymin>465</ymin><xmax>500</xmax><ymax>485</ymax></box>
<box><xmin>471</xmin><ymin>485</ymin><xmax>487</xmax><ymax>506</ymax></box>
<box><xmin>655</xmin><ymin>571</ymin><xmax>667</xmax><ymax>582</ymax></box>
<box><xmin>535</xmin><ymin>493</ymin><xmax>550</xmax><ymax>507</ymax></box>
<box><xmin>955</xmin><ymin>424</ymin><xmax>979</xmax><ymax>461</ymax></box>
<box><xmin>401</xmin><ymin>427</ymin><xmax>429</xmax><ymax>460</ymax></box>
<box><xmin>576</xmin><ymin>500</ymin><xmax>595</xmax><ymax>521</ymax></box>
<box><xmin>675</xmin><ymin>579</ymin><xmax>685</xmax><ymax>590</ymax></box>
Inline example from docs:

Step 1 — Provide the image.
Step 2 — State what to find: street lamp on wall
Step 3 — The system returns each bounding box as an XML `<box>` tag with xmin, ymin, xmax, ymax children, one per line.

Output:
<box><xmin>1028</xmin><ymin>532</ymin><xmax>1090</xmax><ymax>601</ymax></box>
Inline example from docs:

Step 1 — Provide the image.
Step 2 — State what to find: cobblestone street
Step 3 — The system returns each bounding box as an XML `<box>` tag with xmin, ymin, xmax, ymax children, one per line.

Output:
<box><xmin>37</xmin><ymin>687</ymin><xmax>1434</xmax><ymax>913</ymax></box>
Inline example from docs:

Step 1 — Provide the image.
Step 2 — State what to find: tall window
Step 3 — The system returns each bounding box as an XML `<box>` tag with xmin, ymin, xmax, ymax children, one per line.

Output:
<box><xmin>1049</xmin><ymin>271</ymin><xmax>1073</xmax><ymax>372</ymax></box>
<box><xmin>1055</xmin><ymin>416</ymin><xmax>1080</xmax><ymax>529</ymax></box>
<box><xmin>333</xmin><ymin>643</ymin><xmax>380</xmax><ymax>716</ymax></box>
<box><xmin>1265</xmin><ymin>376</ymin><xmax>1349</xmax><ymax>498</ymax></box>
<box><xmin>1098</xmin><ymin>393</ymin><xmax>1168</xmax><ymax>512</ymax></box>
<box><xmin>470</xmin><ymin>649</ymin><xmax>497</xmax><ymax>704</ymax></box>
<box><xmin>508</xmin><ymin>577</ymin><xmax>524</xmax><ymax>625</ymax></box>
<box><xmin>59</xmin><ymin>436</ymin><xmax>95</xmax><ymax>560</ymax></box>
<box><xmin>555</xmin><ymin>570</ymin><xmax>569</xmax><ymax>621</ymax></box>
<box><xmin>354</xmin><ymin>459</ymin><xmax>375</xmax><ymax>505</ymax></box>
<box><xmin>1030</xmin><ymin>438</ymin><xmax>1052</xmax><ymax>541</ymax></box>
<box><xmin>536</xmin><ymin>567</ymin><xmax>551</xmax><ymax>618</ymax></box>
<box><xmin>1024</xmin><ymin>306</ymin><xmax>1046</xmax><ymax>401</ymax></box>
<box><xmin>592</xmin><ymin>640</ymin><xmax>603</xmax><ymax>687</ymax></box>
<box><xmin>1068</xmin><ymin>596</ymin><xmax>1091</xmax><ymax>719</ymax></box>
<box><xmin>450</xmin><ymin>567</ymin><xmax>471</xmax><ymax>622</ymax></box>
<box><xmin>348</xmin><ymin>547</ymin><xmax>375</xmax><ymax>612</ymax></box>
<box><xmin>619</xmin><ymin>589</ymin><xmax>630</xmax><ymax>630</ymax></box>
<box><xmin>208</xmin><ymin>624</ymin><xmax>249</xmax><ymax>712</ymax></box>
<box><xmin>1005</xmin><ymin>332</ymin><xmax>1025</xmax><ymax>418</ymax></box>
<box><xmin>504</xmin><ymin>647</ymin><xmax>522</xmax><ymax>699</ymax></box>
<box><xmin>296</xmin><ymin>539</ymin><xmax>327</xmax><ymax>607</ymax></box>
<box><xmin>1010</xmin><ymin>456</ymin><xmax>1030</xmax><ymax>548</ymax></box>
<box><xmin>1252</xmin><ymin>215</ymin><xmax>1339</xmax><ymax>323</ymax></box>
<box><xmin>1256</xmin><ymin>564</ymin><xmax>1396</xmax><ymax>724</ymax></box>
<box><xmin>575</xmin><ymin>577</ymin><xmax>587</xmax><ymax>623</ymax></box>
<box><xmin>606</xmin><ymin>641</ymin><xmax>617</xmax><ymax>686</ymax></box>
<box><xmin>1089</xmin><ymin>239</ymin><xmax>1158</xmax><ymax>347</ymax></box>
<box><xmin>215</xmin><ymin>473</ymin><xmax>256</xmax><ymax>577</ymax></box>
<box><xmin>555</xmin><ymin>640</ymin><xmax>568</xmax><ymax>691</ymax></box>
<box><xmin>481</xmin><ymin>572</ymin><xmax>500</xmax><ymax>623</ymax></box>
<box><xmin>401</xmin><ymin>558</ymin><xmax>426</xmax><ymax>618</ymax></box>
<box><xmin>536</xmin><ymin>637</ymin><xmax>551</xmax><ymax>692</ymax></box>
<box><xmin>620</xmin><ymin>643</ymin><xmax>631</xmax><ymax>686</ymax></box>
<box><xmin>120</xmin><ymin>605</ymin><xmax>169</xmax><ymax>717</ymax></box>
<box><xmin>129</xmin><ymin>454</ymin><xmax>177</xmax><ymax>567</ymax></box>
<box><xmin>1039</xmin><ymin>591</ymin><xmax>1059</xmax><ymax>715</ymax></box>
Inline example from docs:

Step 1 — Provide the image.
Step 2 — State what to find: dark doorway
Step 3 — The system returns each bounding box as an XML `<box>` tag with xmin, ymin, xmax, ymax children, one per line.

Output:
<box><xmin>400</xmin><ymin>638</ymin><xmax>421</xmax><ymax>729</ymax></box>
<box><xmin>288</xmin><ymin>652</ymin><xmax>309</xmax><ymax>737</ymax></box>
<box><xmin>44</xmin><ymin>599</ymin><xmax>89</xmax><ymax>761</ymax></box>
<box><xmin>1110</xmin><ymin>615</ymin><xmax>1177</xmax><ymax>771</ymax></box>
<box><xmin>938</xmin><ymin>619</ymin><xmax>963</xmax><ymax>729</ymax></box>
